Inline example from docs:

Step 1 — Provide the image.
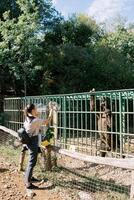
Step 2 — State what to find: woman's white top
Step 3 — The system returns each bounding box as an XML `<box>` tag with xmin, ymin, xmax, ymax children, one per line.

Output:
<box><xmin>24</xmin><ymin>117</ymin><xmax>44</xmax><ymax>137</ymax></box>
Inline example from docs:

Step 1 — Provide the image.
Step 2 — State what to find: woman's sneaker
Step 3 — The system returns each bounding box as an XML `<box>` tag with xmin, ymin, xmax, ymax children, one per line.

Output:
<box><xmin>26</xmin><ymin>183</ymin><xmax>39</xmax><ymax>189</ymax></box>
<box><xmin>31</xmin><ymin>177</ymin><xmax>40</xmax><ymax>182</ymax></box>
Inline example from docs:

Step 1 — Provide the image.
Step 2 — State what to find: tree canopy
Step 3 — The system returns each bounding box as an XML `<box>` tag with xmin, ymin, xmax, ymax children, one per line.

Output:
<box><xmin>0</xmin><ymin>0</ymin><xmax>134</xmax><ymax>104</ymax></box>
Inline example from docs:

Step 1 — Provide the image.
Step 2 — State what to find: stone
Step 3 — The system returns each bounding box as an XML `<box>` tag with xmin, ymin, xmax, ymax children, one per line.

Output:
<box><xmin>26</xmin><ymin>189</ymin><xmax>36</xmax><ymax>198</ymax></box>
<box><xmin>3</xmin><ymin>184</ymin><xmax>10</xmax><ymax>189</ymax></box>
<box><xmin>78</xmin><ymin>191</ymin><xmax>94</xmax><ymax>200</ymax></box>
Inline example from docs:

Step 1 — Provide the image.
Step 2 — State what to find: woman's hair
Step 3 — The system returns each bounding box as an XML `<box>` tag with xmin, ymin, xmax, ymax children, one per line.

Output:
<box><xmin>24</xmin><ymin>104</ymin><xmax>35</xmax><ymax>117</ymax></box>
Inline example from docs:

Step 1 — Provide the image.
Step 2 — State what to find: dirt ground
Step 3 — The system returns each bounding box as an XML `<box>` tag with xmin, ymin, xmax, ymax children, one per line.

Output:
<box><xmin>0</xmin><ymin>143</ymin><xmax>131</xmax><ymax>200</ymax></box>
<box><xmin>0</xmin><ymin>155</ymin><xmax>131</xmax><ymax>200</ymax></box>
<box><xmin>0</xmin><ymin>156</ymin><xmax>62</xmax><ymax>200</ymax></box>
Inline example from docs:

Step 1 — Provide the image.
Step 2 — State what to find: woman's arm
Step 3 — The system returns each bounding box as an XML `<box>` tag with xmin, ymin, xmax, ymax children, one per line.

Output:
<box><xmin>43</xmin><ymin>109</ymin><xmax>53</xmax><ymax>125</ymax></box>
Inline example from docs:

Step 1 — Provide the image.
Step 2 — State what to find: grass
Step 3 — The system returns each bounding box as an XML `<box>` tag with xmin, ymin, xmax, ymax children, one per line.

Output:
<box><xmin>0</xmin><ymin>144</ymin><xmax>59</xmax><ymax>181</ymax></box>
<box><xmin>0</xmin><ymin>145</ymin><xmax>20</xmax><ymax>164</ymax></box>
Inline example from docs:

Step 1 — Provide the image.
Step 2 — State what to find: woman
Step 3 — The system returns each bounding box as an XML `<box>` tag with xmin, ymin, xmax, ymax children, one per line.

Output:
<box><xmin>24</xmin><ymin>103</ymin><xmax>51</xmax><ymax>189</ymax></box>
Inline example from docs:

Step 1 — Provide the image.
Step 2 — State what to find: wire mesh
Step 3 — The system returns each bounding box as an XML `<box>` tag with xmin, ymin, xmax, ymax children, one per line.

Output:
<box><xmin>0</xmin><ymin>128</ymin><xmax>16</xmax><ymax>148</ymax></box>
<box><xmin>53</xmin><ymin>154</ymin><xmax>130</xmax><ymax>200</ymax></box>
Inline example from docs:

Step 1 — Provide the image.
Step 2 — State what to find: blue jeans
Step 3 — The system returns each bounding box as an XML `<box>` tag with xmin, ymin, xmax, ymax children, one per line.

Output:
<box><xmin>25</xmin><ymin>135</ymin><xmax>38</xmax><ymax>186</ymax></box>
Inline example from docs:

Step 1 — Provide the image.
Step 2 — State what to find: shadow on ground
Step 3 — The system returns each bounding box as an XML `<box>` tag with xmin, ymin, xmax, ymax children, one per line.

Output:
<box><xmin>0</xmin><ymin>168</ymin><xmax>9</xmax><ymax>173</ymax></box>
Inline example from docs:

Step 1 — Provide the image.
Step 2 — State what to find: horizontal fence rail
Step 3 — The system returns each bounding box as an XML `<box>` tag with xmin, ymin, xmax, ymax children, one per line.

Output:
<box><xmin>4</xmin><ymin>89</ymin><xmax>134</xmax><ymax>158</ymax></box>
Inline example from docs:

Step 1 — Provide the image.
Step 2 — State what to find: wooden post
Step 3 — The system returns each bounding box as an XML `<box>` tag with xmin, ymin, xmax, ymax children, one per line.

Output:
<box><xmin>40</xmin><ymin>146</ymin><xmax>52</xmax><ymax>171</ymax></box>
<box><xmin>45</xmin><ymin>145</ymin><xmax>52</xmax><ymax>171</ymax></box>
<box><xmin>130</xmin><ymin>170</ymin><xmax>134</xmax><ymax>200</ymax></box>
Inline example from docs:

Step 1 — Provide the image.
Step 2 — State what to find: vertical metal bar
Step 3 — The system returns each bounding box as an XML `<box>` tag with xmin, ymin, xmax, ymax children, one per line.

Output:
<box><xmin>97</xmin><ymin>95</ymin><xmax>99</xmax><ymax>156</ymax></box>
<box><xmin>76</xmin><ymin>97</ymin><xmax>79</xmax><ymax>151</ymax></box>
<box><xmin>63</xmin><ymin>96</ymin><xmax>66</xmax><ymax>149</ymax></box>
<box><xmin>58</xmin><ymin>97</ymin><xmax>61</xmax><ymax>147</ymax></box>
<box><xmin>68</xmin><ymin>97</ymin><xmax>71</xmax><ymax>144</ymax></box>
<box><xmin>90</xmin><ymin>93</ymin><xmax>93</xmax><ymax>155</ymax></box>
<box><xmin>89</xmin><ymin>95</ymin><xmax>92</xmax><ymax>155</ymax></box>
<box><xmin>73</xmin><ymin>96</ymin><xmax>75</xmax><ymax>145</ymax></box>
<box><xmin>114</xmin><ymin>93</ymin><xmax>118</xmax><ymax>157</ymax></box>
<box><xmin>12</xmin><ymin>99</ymin><xmax>14</xmax><ymax>130</ymax></box>
<box><xmin>126</xmin><ymin>92</ymin><xmax>129</xmax><ymax>156</ymax></box>
<box><xmin>85</xmin><ymin>95</ymin><xmax>88</xmax><ymax>153</ymax></box>
<box><xmin>119</xmin><ymin>92</ymin><xmax>123</xmax><ymax>157</ymax></box>
<box><xmin>80</xmin><ymin>95</ymin><xmax>83</xmax><ymax>151</ymax></box>
<box><xmin>94</xmin><ymin>95</ymin><xmax>97</xmax><ymax>156</ymax></box>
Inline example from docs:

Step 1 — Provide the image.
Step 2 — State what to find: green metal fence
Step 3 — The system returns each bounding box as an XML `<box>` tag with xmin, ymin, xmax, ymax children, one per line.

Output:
<box><xmin>4</xmin><ymin>89</ymin><xmax>134</xmax><ymax>158</ymax></box>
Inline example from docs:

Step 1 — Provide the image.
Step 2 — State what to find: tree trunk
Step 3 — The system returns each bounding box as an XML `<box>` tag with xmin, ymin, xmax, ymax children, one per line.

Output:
<box><xmin>0</xmin><ymin>81</ymin><xmax>4</xmax><ymax>112</ymax></box>
<box><xmin>0</xmin><ymin>94</ymin><xmax>4</xmax><ymax>112</ymax></box>
<box><xmin>24</xmin><ymin>74</ymin><xmax>27</xmax><ymax>97</ymax></box>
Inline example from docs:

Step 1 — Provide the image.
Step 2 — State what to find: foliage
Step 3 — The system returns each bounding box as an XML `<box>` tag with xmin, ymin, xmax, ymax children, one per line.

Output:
<box><xmin>0</xmin><ymin>0</ymin><xmax>62</xmax><ymax>96</ymax></box>
<box><xmin>39</xmin><ymin>14</ymin><xmax>101</xmax><ymax>94</ymax></box>
<box><xmin>0</xmin><ymin>1</ymin><xmax>134</xmax><ymax>102</ymax></box>
<box><xmin>92</xmin><ymin>43</ymin><xmax>132</xmax><ymax>89</ymax></box>
<box><xmin>104</xmin><ymin>28</ymin><xmax>134</xmax><ymax>88</ymax></box>
<box><xmin>45</xmin><ymin>13</ymin><xmax>102</xmax><ymax>46</ymax></box>
<box><xmin>0</xmin><ymin>0</ymin><xmax>20</xmax><ymax>20</ymax></box>
<box><xmin>40</xmin><ymin>44</ymin><xmax>94</xmax><ymax>94</ymax></box>
<box><xmin>0</xmin><ymin>0</ymin><xmax>40</xmax><ymax>96</ymax></box>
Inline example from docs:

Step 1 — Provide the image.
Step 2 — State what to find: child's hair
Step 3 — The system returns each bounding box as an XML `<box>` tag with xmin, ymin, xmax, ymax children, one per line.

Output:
<box><xmin>24</xmin><ymin>104</ymin><xmax>35</xmax><ymax>117</ymax></box>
